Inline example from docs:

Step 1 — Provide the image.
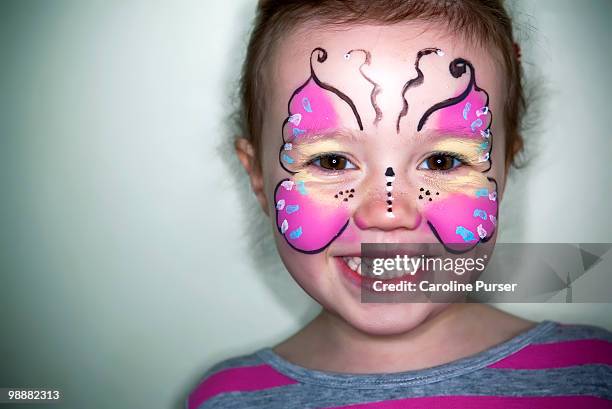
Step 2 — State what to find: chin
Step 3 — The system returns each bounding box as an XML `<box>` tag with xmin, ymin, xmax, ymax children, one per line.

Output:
<box><xmin>334</xmin><ymin>300</ymin><xmax>451</xmax><ymax>336</ymax></box>
<box><xmin>277</xmin><ymin>242</ymin><xmax>454</xmax><ymax>337</ymax></box>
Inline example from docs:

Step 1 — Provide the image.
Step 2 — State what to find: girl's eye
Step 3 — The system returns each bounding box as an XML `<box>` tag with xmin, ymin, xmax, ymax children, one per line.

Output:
<box><xmin>311</xmin><ymin>154</ymin><xmax>356</xmax><ymax>171</ymax></box>
<box><xmin>419</xmin><ymin>154</ymin><xmax>463</xmax><ymax>171</ymax></box>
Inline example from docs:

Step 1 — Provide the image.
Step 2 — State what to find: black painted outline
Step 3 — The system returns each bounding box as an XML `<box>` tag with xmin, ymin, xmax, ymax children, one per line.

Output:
<box><xmin>418</xmin><ymin>58</ymin><xmax>480</xmax><ymax>131</ymax></box>
<box><xmin>275</xmin><ymin>47</ymin><xmax>363</xmax><ymax>254</ymax></box>
<box><xmin>396</xmin><ymin>47</ymin><xmax>442</xmax><ymax>133</ymax></box>
<box><xmin>278</xmin><ymin>47</ymin><xmax>364</xmax><ymax>174</ymax></box>
<box><xmin>414</xmin><ymin>57</ymin><xmax>497</xmax><ymax>253</ymax></box>
<box><xmin>347</xmin><ymin>49</ymin><xmax>382</xmax><ymax>125</ymax></box>
<box><xmin>427</xmin><ymin>177</ymin><xmax>499</xmax><ymax>254</ymax></box>
<box><xmin>416</xmin><ymin>57</ymin><xmax>494</xmax><ymax>172</ymax></box>
<box><xmin>310</xmin><ymin>47</ymin><xmax>364</xmax><ymax>130</ymax></box>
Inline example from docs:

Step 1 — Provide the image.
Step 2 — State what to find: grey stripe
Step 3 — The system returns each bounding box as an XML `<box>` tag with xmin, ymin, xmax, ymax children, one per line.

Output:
<box><xmin>193</xmin><ymin>321</ymin><xmax>612</xmax><ymax>409</ymax></box>
<box><xmin>254</xmin><ymin>320</ymin><xmax>557</xmax><ymax>388</ymax></box>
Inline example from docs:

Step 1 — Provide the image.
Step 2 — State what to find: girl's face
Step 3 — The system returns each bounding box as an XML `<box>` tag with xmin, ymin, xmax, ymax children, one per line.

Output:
<box><xmin>240</xmin><ymin>22</ymin><xmax>507</xmax><ymax>335</ymax></box>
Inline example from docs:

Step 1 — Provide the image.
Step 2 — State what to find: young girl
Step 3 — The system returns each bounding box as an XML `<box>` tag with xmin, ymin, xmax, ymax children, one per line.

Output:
<box><xmin>188</xmin><ymin>1</ymin><xmax>612</xmax><ymax>407</ymax></box>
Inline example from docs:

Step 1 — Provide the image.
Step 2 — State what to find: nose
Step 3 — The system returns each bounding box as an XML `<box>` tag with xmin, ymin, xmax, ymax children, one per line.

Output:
<box><xmin>353</xmin><ymin>167</ymin><xmax>422</xmax><ymax>231</ymax></box>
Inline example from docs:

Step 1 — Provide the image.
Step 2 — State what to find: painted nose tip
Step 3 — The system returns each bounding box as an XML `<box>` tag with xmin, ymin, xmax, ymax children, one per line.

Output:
<box><xmin>353</xmin><ymin>166</ymin><xmax>422</xmax><ymax>231</ymax></box>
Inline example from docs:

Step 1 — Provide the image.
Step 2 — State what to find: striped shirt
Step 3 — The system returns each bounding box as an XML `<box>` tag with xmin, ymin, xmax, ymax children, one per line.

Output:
<box><xmin>187</xmin><ymin>320</ymin><xmax>612</xmax><ymax>408</ymax></box>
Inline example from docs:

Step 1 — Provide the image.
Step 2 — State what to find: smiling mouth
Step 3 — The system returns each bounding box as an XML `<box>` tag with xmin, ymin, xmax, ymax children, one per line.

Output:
<box><xmin>338</xmin><ymin>255</ymin><xmax>425</xmax><ymax>281</ymax></box>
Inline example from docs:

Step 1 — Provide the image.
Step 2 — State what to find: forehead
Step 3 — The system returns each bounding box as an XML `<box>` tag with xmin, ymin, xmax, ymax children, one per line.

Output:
<box><xmin>265</xmin><ymin>21</ymin><xmax>505</xmax><ymax>138</ymax></box>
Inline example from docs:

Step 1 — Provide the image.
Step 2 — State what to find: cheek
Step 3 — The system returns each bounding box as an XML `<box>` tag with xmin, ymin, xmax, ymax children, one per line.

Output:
<box><xmin>274</xmin><ymin>179</ymin><xmax>351</xmax><ymax>253</ymax></box>
<box><xmin>424</xmin><ymin>181</ymin><xmax>498</xmax><ymax>248</ymax></box>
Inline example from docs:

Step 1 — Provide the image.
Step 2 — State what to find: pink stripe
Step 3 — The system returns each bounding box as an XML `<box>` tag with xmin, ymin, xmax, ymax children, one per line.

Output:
<box><xmin>327</xmin><ymin>395</ymin><xmax>611</xmax><ymax>409</ymax></box>
<box><xmin>488</xmin><ymin>339</ymin><xmax>612</xmax><ymax>369</ymax></box>
<box><xmin>187</xmin><ymin>364</ymin><xmax>297</xmax><ymax>409</ymax></box>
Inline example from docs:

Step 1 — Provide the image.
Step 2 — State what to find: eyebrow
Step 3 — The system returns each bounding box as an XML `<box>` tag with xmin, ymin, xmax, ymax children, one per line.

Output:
<box><xmin>413</xmin><ymin>128</ymin><xmax>486</xmax><ymax>143</ymax></box>
<box><xmin>288</xmin><ymin>127</ymin><xmax>484</xmax><ymax>147</ymax></box>
<box><xmin>290</xmin><ymin>128</ymin><xmax>365</xmax><ymax>145</ymax></box>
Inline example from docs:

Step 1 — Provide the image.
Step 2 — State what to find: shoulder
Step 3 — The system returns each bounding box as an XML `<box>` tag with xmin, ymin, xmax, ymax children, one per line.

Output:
<box><xmin>186</xmin><ymin>349</ymin><xmax>298</xmax><ymax>409</ymax></box>
<box><xmin>545</xmin><ymin>321</ymin><xmax>612</xmax><ymax>343</ymax></box>
<box><xmin>477</xmin><ymin>320</ymin><xmax>612</xmax><ymax>402</ymax></box>
<box><xmin>491</xmin><ymin>320</ymin><xmax>612</xmax><ymax>368</ymax></box>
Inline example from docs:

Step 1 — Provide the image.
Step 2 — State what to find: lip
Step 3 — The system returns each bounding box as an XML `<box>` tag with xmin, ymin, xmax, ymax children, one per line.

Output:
<box><xmin>332</xmin><ymin>243</ymin><xmax>443</xmax><ymax>259</ymax></box>
<box><xmin>334</xmin><ymin>256</ymin><xmax>426</xmax><ymax>292</ymax></box>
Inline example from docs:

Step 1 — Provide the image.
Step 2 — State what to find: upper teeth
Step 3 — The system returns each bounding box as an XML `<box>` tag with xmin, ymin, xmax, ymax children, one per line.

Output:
<box><xmin>342</xmin><ymin>256</ymin><xmax>362</xmax><ymax>275</ymax></box>
<box><xmin>342</xmin><ymin>256</ymin><xmax>422</xmax><ymax>278</ymax></box>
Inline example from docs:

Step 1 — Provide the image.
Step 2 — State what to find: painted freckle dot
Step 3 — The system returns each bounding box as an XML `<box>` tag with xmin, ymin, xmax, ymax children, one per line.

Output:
<box><xmin>386</xmin><ymin>182</ymin><xmax>392</xmax><ymax>187</ymax></box>
<box><xmin>419</xmin><ymin>195</ymin><xmax>423</xmax><ymax>199</ymax></box>
<box><xmin>344</xmin><ymin>198</ymin><xmax>348</xmax><ymax>202</ymax></box>
<box><xmin>420</xmin><ymin>188</ymin><xmax>424</xmax><ymax>192</ymax></box>
<box><xmin>334</xmin><ymin>194</ymin><xmax>338</xmax><ymax>198</ymax></box>
<box><xmin>339</xmin><ymin>191</ymin><xmax>343</xmax><ymax>195</ymax></box>
<box><xmin>387</xmin><ymin>208</ymin><xmax>392</xmax><ymax>212</ymax></box>
<box><xmin>350</xmin><ymin>189</ymin><xmax>355</xmax><ymax>193</ymax></box>
<box><xmin>429</xmin><ymin>198</ymin><xmax>432</xmax><ymax>201</ymax></box>
<box><xmin>425</xmin><ymin>190</ymin><xmax>430</xmax><ymax>195</ymax></box>
<box><xmin>349</xmin><ymin>194</ymin><xmax>354</xmax><ymax>198</ymax></box>
<box><xmin>387</xmin><ymin>192</ymin><xmax>392</xmax><ymax>197</ymax></box>
<box><xmin>387</xmin><ymin>200</ymin><xmax>392</xmax><ymax>205</ymax></box>
<box><xmin>436</xmin><ymin>192</ymin><xmax>439</xmax><ymax>195</ymax></box>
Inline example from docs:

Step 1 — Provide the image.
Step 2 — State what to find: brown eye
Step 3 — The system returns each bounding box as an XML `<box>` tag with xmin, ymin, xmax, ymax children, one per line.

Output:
<box><xmin>313</xmin><ymin>154</ymin><xmax>356</xmax><ymax>171</ymax></box>
<box><xmin>421</xmin><ymin>154</ymin><xmax>462</xmax><ymax>171</ymax></box>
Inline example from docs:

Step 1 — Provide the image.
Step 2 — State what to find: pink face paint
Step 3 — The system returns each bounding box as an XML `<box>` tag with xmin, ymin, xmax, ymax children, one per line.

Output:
<box><xmin>285</xmin><ymin>80</ymin><xmax>339</xmax><ymax>140</ymax></box>
<box><xmin>430</xmin><ymin>87</ymin><xmax>491</xmax><ymax>139</ymax></box>
<box><xmin>416</xmin><ymin>57</ymin><xmax>497</xmax><ymax>251</ymax></box>
<box><xmin>275</xmin><ymin>179</ymin><xmax>350</xmax><ymax>253</ymax></box>
<box><xmin>275</xmin><ymin>48</ymin><xmax>363</xmax><ymax>254</ymax></box>
<box><xmin>425</xmin><ymin>186</ymin><xmax>498</xmax><ymax>250</ymax></box>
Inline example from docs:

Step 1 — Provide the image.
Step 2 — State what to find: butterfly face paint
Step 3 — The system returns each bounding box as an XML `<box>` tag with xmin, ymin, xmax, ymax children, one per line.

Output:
<box><xmin>274</xmin><ymin>48</ymin><xmax>364</xmax><ymax>253</ymax></box>
<box><xmin>407</xmin><ymin>58</ymin><xmax>498</xmax><ymax>252</ymax></box>
<box><xmin>274</xmin><ymin>46</ymin><xmax>498</xmax><ymax>255</ymax></box>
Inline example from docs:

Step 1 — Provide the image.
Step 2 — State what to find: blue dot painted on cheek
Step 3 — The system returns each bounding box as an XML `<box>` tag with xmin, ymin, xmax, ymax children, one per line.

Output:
<box><xmin>473</xmin><ymin>209</ymin><xmax>487</xmax><ymax>220</ymax></box>
<box><xmin>289</xmin><ymin>226</ymin><xmax>303</xmax><ymax>240</ymax></box>
<box><xmin>285</xmin><ymin>204</ymin><xmax>300</xmax><ymax>214</ymax></box>
<box><xmin>456</xmin><ymin>226</ymin><xmax>476</xmax><ymax>242</ymax></box>
<box><xmin>475</xmin><ymin>188</ymin><xmax>489</xmax><ymax>198</ymax></box>
<box><xmin>462</xmin><ymin>102</ymin><xmax>471</xmax><ymax>120</ymax></box>
<box><xmin>292</xmin><ymin>128</ymin><xmax>306</xmax><ymax>137</ymax></box>
<box><xmin>302</xmin><ymin>97</ymin><xmax>313</xmax><ymax>113</ymax></box>
<box><xmin>296</xmin><ymin>181</ymin><xmax>307</xmax><ymax>195</ymax></box>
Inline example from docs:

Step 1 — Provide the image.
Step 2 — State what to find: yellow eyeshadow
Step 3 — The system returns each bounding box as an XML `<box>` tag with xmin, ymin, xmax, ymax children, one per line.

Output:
<box><xmin>422</xmin><ymin>170</ymin><xmax>489</xmax><ymax>193</ymax></box>
<box><xmin>289</xmin><ymin>140</ymin><xmax>345</xmax><ymax>158</ymax></box>
<box><xmin>290</xmin><ymin>173</ymin><xmax>348</xmax><ymax>204</ymax></box>
<box><xmin>431</xmin><ymin>139</ymin><xmax>483</xmax><ymax>163</ymax></box>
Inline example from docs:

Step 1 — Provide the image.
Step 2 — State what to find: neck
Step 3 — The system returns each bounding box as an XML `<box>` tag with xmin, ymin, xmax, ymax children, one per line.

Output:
<box><xmin>273</xmin><ymin>303</ymin><xmax>533</xmax><ymax>373</ymax></box>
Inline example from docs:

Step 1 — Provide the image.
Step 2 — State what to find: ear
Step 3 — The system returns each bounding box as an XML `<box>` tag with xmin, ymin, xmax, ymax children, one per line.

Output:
<box><xmin>235</xmin><ymin>138</ymin><xmax>269</xmax><ymax>216</ymax></box>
